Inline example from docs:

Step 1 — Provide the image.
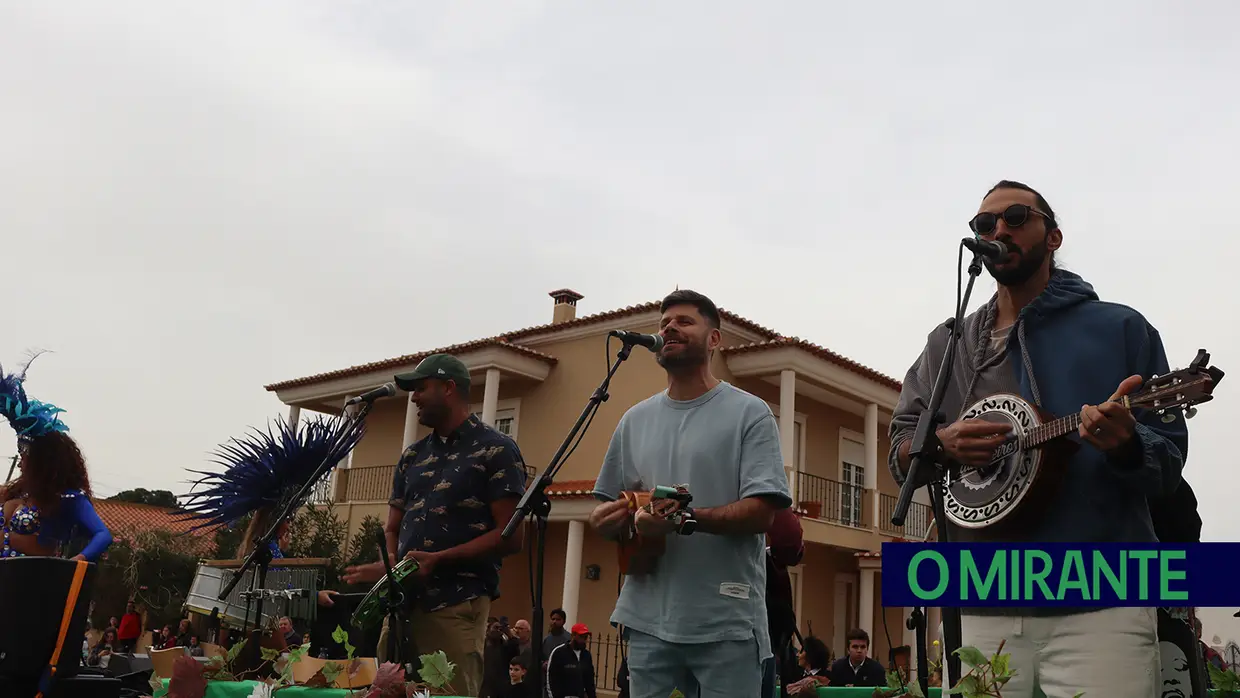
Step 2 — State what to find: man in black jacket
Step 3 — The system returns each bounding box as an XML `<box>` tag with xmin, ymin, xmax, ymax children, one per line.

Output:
<box><xmin>545</xmin><ymin>623</ymin><xmax>596</xmax><ymax>698</ymax></box>
<box><xmin>827</xmin><ymin>629</ymin><xmax>886</xmax><ymax>688</ymax></box>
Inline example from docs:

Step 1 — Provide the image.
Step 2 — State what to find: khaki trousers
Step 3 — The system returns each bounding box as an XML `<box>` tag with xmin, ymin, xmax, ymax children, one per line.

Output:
<box><xmin>960</xmin><ymin>606</ymin><xmax>1159</xmax><ymax>698</ymax></box>
<box><xmin>378</xmin><ymin>596</ymin><xmax>490</xmax><ymax>697</ymax></box>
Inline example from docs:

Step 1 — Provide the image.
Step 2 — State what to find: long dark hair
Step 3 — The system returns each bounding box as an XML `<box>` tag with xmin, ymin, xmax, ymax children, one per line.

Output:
<box><xmin>7</xmin><ymin>431</ymin><xmax>92</xmax><ymax>515</ymax></box>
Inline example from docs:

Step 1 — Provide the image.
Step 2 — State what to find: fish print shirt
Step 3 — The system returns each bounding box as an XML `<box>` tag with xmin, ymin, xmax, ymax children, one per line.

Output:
<box><xmin>389</xmin><ymin>414</ymin><xmax>528</xmax><ymax>613</ymax></box>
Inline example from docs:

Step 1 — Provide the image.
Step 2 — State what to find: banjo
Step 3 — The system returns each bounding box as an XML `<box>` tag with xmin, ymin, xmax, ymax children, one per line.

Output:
<box><xmin>943</xmin><ymin>349</ymin><xmax>1224</xmax><ymax>530</ymax></box>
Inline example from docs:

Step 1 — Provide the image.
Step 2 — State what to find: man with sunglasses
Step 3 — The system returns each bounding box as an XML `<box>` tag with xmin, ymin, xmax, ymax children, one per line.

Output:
<box><xmin>887</xmin><ymin>181</ymin><xmax>1189</xmax><ymax>698</ymax></box>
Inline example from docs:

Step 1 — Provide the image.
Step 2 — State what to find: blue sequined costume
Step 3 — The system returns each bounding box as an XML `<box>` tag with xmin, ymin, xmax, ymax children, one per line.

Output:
<box><xmin>1</xmin><ymin>489</ymin><xmax>113</xmax><ymax>561</ymax></box>
<box><xmin>1</xmin><ymin>354</ymin><xmax>113</xmax><ymax>562</ymax></box>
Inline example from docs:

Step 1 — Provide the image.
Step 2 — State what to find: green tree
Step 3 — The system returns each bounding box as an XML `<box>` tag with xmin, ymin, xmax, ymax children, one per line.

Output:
<box><xmin>91</xmin><ymin>529</ymin><xmax>200</xmax><ymax>631</ymax></box>
<box><xmin>346</xmin><ymin>515</ymin><xmax>386</xmax><ymax>567</ymax></box>
<box><xmin>109</xmin><ymin>488</ymin><xmax>180</xmax><ymax>508</ymax></box>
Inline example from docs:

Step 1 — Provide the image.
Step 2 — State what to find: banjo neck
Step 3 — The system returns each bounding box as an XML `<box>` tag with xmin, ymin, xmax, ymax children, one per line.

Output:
<box><xmin>1018</xmin><ymin>397</ymin><xmax>1127</xmax><ymax>450</ymax></box>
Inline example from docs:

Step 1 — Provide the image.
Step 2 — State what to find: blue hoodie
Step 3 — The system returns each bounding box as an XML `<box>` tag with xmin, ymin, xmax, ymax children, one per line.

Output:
<box><xmin>889</xmin><ymin>268</ymin><xmax>1189</xmax><ymax>547</ymax></box>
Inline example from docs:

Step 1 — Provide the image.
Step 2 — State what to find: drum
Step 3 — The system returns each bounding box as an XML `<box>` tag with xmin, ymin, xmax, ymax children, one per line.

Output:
<box><xmin>351</xmin><ymin>557</ymin><xmax>421</xmax><ymax>629</ymax></box>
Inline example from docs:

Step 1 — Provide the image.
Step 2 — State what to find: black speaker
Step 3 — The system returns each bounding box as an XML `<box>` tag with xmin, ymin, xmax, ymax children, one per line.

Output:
<box><xmin>0</xmin><ymin>557</ymin><xmax>97</xmax><ymax>687</ymax></box>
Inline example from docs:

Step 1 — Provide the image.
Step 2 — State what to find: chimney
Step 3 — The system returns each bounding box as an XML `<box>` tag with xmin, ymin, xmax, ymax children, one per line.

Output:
<box><xmin>549</xmin><ymin>289</ymin><xmax>584</xmax><ymax>324</ymax></box>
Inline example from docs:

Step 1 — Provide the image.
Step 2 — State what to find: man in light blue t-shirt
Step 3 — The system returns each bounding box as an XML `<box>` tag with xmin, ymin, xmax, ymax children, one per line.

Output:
<box><xmin>590</xmin><ymin>289</ymin><xmax>792</xmax><ymax>698</ymax></box>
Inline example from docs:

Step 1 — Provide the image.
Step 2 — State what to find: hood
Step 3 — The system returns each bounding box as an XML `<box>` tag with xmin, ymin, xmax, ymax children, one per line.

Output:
<box><xmin>1020</xmin><ymin>269</ymin><xmax>1099</xmax><ymax>320</ymax></box>
<box><xmin>961</xmin><ymin>268</ymin><xmax>1099</xmax><ymax>371</ymax></box>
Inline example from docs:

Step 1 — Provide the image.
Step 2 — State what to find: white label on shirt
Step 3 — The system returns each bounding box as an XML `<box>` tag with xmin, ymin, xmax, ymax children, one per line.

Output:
<box><xmin>719</xmin><ymin>582</ymin><xmax>750</xmax><ymax>600</ymax></box>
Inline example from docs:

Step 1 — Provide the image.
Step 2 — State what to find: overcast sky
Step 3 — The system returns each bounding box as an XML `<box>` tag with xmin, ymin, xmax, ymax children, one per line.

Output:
<box><xmin>3</xmin><ymin>1</ymin><xmax>1237</xmax><ymax>639</ymax></box>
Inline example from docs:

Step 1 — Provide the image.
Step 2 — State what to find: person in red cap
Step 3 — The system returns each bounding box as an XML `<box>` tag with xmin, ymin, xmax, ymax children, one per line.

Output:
<box><xmin>545</xmin><ymin>622</ymin><xmax>596</xmax><ymax>698</ymax></box>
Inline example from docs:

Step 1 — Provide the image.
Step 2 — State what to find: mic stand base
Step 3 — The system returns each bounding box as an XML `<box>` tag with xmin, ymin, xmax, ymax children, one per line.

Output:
<box><xmin>374</xmin><ymin>532</ymin><xmax>411</xmax><ymax>672</ymax></box>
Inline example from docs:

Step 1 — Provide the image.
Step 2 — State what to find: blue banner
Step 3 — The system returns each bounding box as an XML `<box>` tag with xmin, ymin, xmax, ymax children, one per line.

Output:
<box><xmin>880</xmin><ymin>542</ymin><xmax>1240</xmax><ymax>607</ymax></box>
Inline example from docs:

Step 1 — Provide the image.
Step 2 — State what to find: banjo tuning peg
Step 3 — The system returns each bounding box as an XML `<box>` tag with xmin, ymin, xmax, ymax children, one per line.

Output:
<box><xmin>1184</xmin><ymin>407</ymin><xmax>1198</xmax><ymax>419</ymax></box>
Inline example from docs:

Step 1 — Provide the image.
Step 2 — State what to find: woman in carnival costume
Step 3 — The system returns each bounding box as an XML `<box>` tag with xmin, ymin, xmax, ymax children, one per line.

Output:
<box><xmin>0</xmin><ymin>355</ymin><xmax>113</xmax><ymax>561</ymax></box>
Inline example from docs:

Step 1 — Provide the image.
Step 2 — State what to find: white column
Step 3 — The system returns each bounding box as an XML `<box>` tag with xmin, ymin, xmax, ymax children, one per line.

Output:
<box><xmin>402</xmin><ymin>393</ymin><xmax>419</xmax><ymax>451</ymax></box>
<box><xmin>865</xmin><ymin>402</ymin><xmax>880</xmax><ymax>527</ymax></box>
<box><xmin>481</xmin><ymin>368</ymin><xmax>501</xmax><ymax>425</ymax></box>
<box><xmin>287</xmin><ymin>405</ymin><xmax>301</xmax><ymax>428</ymax></box>
<box><xmin>859</xmin><ymin>568</ymin><xmax>876</xmax><ymax>644</ymax></box>
<box><xmin>779</xmin><ymin>370</ymin><xmax>797</xmax><ymax>502</ymax></box>
<box><xmin>561</xmin><ymin>520</ymin><xmax>586</xmax><ymax>626</ymax></box>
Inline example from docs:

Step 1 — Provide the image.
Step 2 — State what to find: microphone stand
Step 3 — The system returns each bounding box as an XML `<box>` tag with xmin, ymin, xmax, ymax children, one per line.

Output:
<box><xmin>219</xmin><ymin>401</ymin><xmax>375</xmax><ymax>637</ymax></box>
<box><xmin>501</xmin><ymin>336</ymin><xmax>638</xmax><ymax>698</ymax></box>
<box><xmin>373</xmin><ymin>530</ymin><xmax>410</xmax><ymax>671</ymax></box>
<box><xmin>891</xmin><ymin>242</ymin><xmax>986</xmax><ymax>694</ymax></box>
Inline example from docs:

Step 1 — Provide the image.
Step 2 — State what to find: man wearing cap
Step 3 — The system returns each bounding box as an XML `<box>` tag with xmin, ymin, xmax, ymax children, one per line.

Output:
<box><xmin>545</xmin><ymin>623</ymin><xmax>597</xmax><ymax>698</ymax></box>
<box><xmin>343</xmin><ymin>353</ymin><xmax>529</xmax><ymax>697</ymax></box>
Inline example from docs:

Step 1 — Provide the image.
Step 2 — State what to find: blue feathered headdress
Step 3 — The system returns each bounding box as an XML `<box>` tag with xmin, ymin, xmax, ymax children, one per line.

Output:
<box><xmin>0</xmin><ymin>352</ymin><xmax>69</xmax><ymax>442</ymax></box>
<box><xmin>177</xmin><ymin>412</ymin><xmax>366</xmax><ymax>532</ymax></box>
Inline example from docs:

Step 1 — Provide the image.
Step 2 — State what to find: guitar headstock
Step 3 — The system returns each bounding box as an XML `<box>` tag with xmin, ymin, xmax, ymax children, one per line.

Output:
<box><xmin>1127</xmin><ymin>349</ymin><xmax>1225</xmax><ymax>421</ymax></box>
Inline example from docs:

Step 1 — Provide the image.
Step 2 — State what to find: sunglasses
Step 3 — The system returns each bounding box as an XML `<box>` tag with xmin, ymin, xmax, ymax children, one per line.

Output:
<box><xmin>968</xmin><ymin>204</ymin><xmax>1048</xmax><ymax>236</ymax></box>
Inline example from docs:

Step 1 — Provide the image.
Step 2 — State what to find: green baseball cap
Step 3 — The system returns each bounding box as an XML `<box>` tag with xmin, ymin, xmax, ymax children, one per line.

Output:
<box><xmin>394</xmin><ymin>353</ymin><xmax>472</xmax><ymax>392</ymax></box>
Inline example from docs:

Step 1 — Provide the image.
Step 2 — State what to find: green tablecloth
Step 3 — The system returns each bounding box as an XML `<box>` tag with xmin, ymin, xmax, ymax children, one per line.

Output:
<box><xmin>154</xmin><ymin>679</ymin><xmax>399</xmax><ymax>697</ymax></box>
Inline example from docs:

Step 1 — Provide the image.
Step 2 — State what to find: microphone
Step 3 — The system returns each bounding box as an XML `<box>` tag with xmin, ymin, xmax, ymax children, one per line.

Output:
<box><xmin>962</xmin><ymin>237</ymin><xmax>1016</xmax><ymax>261</ymax></box>
<box><xmin>608</xmin><ymin>330</ymin><xmax>665</xmax><ymax>352</ymax></box>
<box><xmin>344</xmin><ymin>382</ymin><xmax>397</xmax><ymax>405</ymax></box>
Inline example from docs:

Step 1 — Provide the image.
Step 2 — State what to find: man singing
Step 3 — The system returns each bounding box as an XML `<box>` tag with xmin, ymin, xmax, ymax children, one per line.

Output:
<box><xmin>343</xmin><ymin>353</ymin><xmax>528</xmax><ymax>696</ymax></box>
<box><xmin>888</xmin><ymin>181</ymin><xmax>1188</xmax><ymax>698</ymax></box>
<box><xmin>589</xmin><ymin>289</ymin><xmax>791</xmax><ymax>698</ymax></box>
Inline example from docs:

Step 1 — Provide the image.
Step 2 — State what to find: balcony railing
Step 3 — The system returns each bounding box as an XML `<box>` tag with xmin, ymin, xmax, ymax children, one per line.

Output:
<box><xmin>336</xmin><ymin>463</ymin><xmax>538</xmax><ymax>504</ymax></box>
<box><xmin>877</xmin><ymin>493</ymin><xmax>933</xmax><ymax>540</ymax></box>
<box><xmin>795</xmin><ymin>471</ymin><xmax>867</xmax><ymax>529</ymax></box>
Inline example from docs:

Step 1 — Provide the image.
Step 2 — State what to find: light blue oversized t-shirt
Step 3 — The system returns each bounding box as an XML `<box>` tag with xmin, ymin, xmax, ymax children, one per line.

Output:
<box><xmin>593</xmin><ymin>381</ymin><xmax>792</xmax><ymax>656</ymax></box>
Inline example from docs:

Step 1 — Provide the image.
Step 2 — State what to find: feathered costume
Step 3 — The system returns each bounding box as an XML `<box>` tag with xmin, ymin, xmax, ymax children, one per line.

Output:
<box><xmin>0</xmin><ymin>353</ymin><xmax>113</xmax><ymax>562</ymax></box>
<box><xmin>177</xmin><ymin>412</ymin><xmax>366</xmax><ymax>558</ymax></box>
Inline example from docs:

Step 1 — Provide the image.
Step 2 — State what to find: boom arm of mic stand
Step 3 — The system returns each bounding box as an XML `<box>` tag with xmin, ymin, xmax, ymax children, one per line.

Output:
<box><xmin>219</xmin><ymin>401</ymin><xmax>374</xmax><ymax>602</ymax></box>
<box><xmin>500</xmin><ymin>340</ymin><xmax>635</xmax><ymax>698</ymax></box>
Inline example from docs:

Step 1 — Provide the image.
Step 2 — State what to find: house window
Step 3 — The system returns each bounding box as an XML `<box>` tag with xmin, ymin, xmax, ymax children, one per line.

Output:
<box><xmin>469</xmin><ymin>406</ymin><xmax>519</xmax><ymax>440</ymax></box>
<box><xmin>840</xmin><ymin>432</ymin><xmax>865</xmax><ymax>528</ymax></box>
<box><xmin>493</xmin><ymin>411</ymin><xmax>515</xmax><ymax>436</ymax></box>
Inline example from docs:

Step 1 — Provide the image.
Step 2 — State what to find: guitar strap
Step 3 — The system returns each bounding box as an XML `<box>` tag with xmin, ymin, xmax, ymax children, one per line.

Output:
<box><xmin>35</xmin><ymin>558</ymin><xmax>89</xmax><ymax>698</ymax></box>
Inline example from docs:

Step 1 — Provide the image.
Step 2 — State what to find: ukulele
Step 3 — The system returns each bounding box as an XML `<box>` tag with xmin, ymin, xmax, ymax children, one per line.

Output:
<box><xmin>942</xmin><ymin>349</ymin><xmax>1224</xmax><ymax>531</ymax></box>
<box><xmin>616</xmin><ymin>485</ymin><xmax>694</xmax><ymax>575</ymax></box>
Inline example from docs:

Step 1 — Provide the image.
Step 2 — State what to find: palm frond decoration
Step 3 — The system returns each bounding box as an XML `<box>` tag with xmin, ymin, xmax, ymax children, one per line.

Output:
<box><xmin>0</xmin><ymin>351</ymin><xmax>69</xmax><ymax>441</ymax></box>
<box><xmin>177</xmin><ymin>412</ymin><xmax>366</xmax><ymax>532</ymax></box>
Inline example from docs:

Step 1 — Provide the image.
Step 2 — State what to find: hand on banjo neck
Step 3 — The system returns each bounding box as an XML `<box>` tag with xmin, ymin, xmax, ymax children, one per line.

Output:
<box><xmin>940</xmin><ymin>374</ymin><xmax>1145</xmax><ymax>469</ymax></box>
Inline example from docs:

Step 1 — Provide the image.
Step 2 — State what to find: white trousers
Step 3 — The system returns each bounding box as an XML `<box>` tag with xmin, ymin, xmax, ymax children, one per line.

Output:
<box><xmin>959</xmin><ymin>607</ymin><xmax>1159</xmax><ymax>698</ymax></box>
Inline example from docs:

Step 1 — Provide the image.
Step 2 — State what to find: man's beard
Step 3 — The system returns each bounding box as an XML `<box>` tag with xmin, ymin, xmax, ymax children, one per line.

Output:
<box><xmin>984</xmin><ymin>235</ymin><xmax>1049</xmax><ymax>287</ymax></box>
<box><xmin>656</xmin><ymin>339</ymin><xmax>709</xmax><ymax>370</ymax></box>
<box><xmin>417</xmin><ymin>402</ymin><xmax>449</xmax><ymax>428</ymax></box>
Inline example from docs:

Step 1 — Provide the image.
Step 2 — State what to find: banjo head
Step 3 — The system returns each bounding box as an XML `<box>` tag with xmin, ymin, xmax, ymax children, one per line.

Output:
<box><xmin>942</xmin><ymin>393</ymin><xmax>1044</xmax><ymax>529</ymax></box>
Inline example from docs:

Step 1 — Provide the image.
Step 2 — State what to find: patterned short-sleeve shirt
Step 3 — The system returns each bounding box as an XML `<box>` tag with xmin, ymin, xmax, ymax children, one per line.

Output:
<box><xmin>389</xmin><ymin>414</ymin><xmax>528</xmax><ymax>613</ymax></box>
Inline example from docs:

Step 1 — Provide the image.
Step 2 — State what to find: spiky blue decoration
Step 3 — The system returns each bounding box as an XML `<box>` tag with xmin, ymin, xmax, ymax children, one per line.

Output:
<box><xmin>177</xmin><ymin>412</ymin><xmax>366</xmax><ymax>532</ymax></box>
<box><xmin>0</xmin><ymin>353</ymin><xmax>69</xmax><ymax>441</ymax></box>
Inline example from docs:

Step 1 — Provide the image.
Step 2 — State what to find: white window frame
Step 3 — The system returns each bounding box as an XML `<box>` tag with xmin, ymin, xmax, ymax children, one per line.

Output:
<box><xmin>839</xmin><ymin>428</ymin><xmax>866</xmax><ymax>527</ymax></box>
<box><xmin>469</xmin><ymin>398</ymin><xmax>522</xmax><ymax>441</ymax></box>
<box><xmin>834</xmin><ymin>572</ymin><xmax>857</xmax><ymax>652</ymax></box>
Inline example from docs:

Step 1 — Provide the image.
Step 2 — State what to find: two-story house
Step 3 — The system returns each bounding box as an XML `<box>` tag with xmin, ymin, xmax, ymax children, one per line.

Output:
<box><xmin>264</xmin><ymin>289</ymin><xmax>939</xmax><ymax>663</ymax></box>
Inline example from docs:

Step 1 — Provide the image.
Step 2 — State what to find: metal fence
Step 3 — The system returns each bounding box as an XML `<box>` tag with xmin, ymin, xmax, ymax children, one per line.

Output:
<box><xmin>795</xmin><ymin>471</ymin><xmax>867</xmax><ymax>528</ymax></box>
<box><xmin>585</xmin><ymin>632</ymin><xmax>628</xmax><ymax>692</ymax></box>
<box><xmin>877</xmin><ymin>493</ymin><xmax>933</xmax><ymax>539</ymax></box>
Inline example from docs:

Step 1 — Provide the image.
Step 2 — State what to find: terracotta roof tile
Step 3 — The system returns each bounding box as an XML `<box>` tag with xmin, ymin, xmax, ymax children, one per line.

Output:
<box><xmin>721</xmin><ymin>337</ymin><xmax>902</xmax><ymax>390</ymax></box>
<box><xmin>262</xmin><ymin>295</ymin><xmax>899</xmax><ymax>396</ymax></box>
<box><xmin>94</xmin><ymin>499</ymin><xmax>215</xmax><ymax>554</ymax></box>
<box><xmin>264</xmin><ymin>338</ymin><xmax>558</xmax><ymax>391</ymax></box>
